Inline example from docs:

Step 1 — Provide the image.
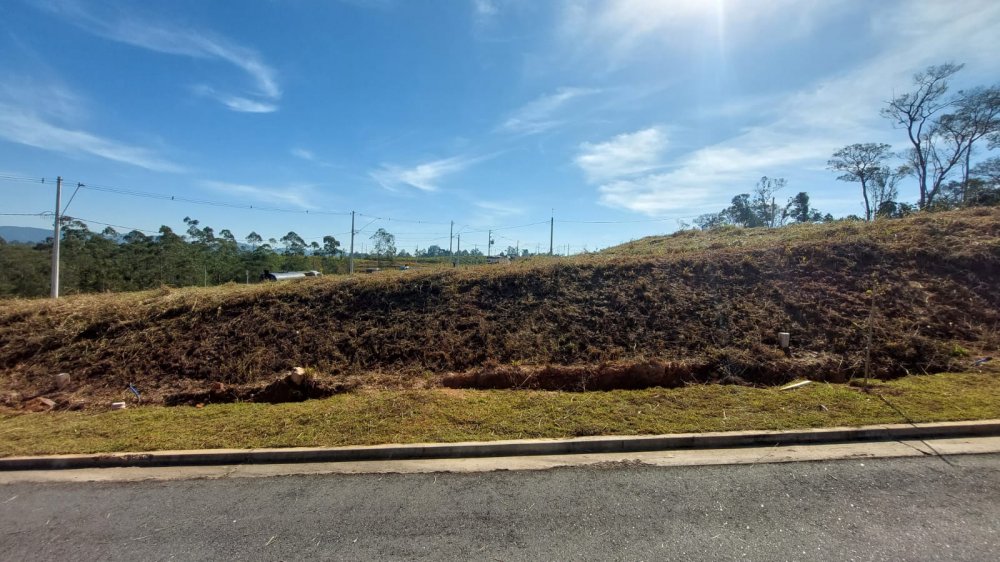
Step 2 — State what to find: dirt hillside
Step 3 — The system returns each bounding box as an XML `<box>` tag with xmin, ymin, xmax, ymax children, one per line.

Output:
<box><xmin>1</xmin><ymin>208</ymin><xmax>998</xmax><ymax>407</ymax></box>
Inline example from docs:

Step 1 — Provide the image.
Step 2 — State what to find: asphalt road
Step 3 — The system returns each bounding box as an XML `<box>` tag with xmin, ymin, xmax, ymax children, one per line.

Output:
<box><xmin>1</xmin><ymin>454</ymin><xmax>998</xmax><ymax>561</ymax></box>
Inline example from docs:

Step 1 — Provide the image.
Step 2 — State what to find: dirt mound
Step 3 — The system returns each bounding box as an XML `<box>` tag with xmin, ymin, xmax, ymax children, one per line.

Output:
<box><xmin>1</xmin><ymin>208</ymin><xmax>998</xmax><ymax>405</ymax></box>
<box><xmin>163</xmin><ymin>374</ymin><xmax>352</xmax><ymax>406</ymax></box>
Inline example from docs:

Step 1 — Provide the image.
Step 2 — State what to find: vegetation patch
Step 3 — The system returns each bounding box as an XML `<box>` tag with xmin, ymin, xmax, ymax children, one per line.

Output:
<box><xmin>1</xmin><ymin>371</ymin><xmax>998</xmax><ymax>457</ymax></box>
<box><xmin>0</xmin><ymin>209</ymin><xmax>998</xmax><ymax>409</ymax></box>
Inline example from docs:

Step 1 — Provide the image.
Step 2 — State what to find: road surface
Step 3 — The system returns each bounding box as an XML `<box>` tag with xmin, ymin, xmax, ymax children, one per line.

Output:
<box><xmin>1</xmin><ymin>453</ymin><xmax>997</xmax><ymax>560</ymax></box>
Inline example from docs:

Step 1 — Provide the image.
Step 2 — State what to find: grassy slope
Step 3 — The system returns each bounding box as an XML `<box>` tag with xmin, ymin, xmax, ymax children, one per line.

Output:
<box><xmin>0</xmin><ymin>208</ymin><xmax>998</xmax><ymax>405</ymax></box>
<box><xmin>2</xmin><ymin>370</ymin><xmax>999</xmax><ymax>456</ymax></box>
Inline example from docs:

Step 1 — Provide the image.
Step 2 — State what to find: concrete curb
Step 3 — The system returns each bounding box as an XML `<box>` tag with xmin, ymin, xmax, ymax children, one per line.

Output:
<box><xmin>3</xmin><ymin>419</ymin><xmax>999</xmax><ymax>471</ymax></box>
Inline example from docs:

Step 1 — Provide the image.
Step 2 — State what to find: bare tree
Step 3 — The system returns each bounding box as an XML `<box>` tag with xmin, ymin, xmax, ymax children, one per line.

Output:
<box><xmin>871</xmin><ymin>165</ymin><xmax>910</xmax><ymax>218</ymax></box>
<box><xmin>751</xmin><ymin>176</ymin><xmax>786</xmax><ymax>228</ymax></box>
<box><xmin>828</xmin><ymin>143</ymin><xmax>894</xmax><ymax>221</ymax></box>
<box><xmin>936</xmin><ymin>86</ymin><xmax>1000</xmax><ymax>203</ymax></box>
<box><xmin>972</xmin><ymin>156</ymin><xmax>1000</xmax><ymax>186</ymax></box>
<box><xmin>881</xmin><ymin>63</ymin><xmax>964</xmax><ymax>209</ymax></box>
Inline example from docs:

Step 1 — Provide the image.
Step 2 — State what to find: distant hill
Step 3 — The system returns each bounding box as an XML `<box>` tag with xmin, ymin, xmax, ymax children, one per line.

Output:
<box><xmin>0</xmin><ymin>226</ymin><xmax>50</xmax><ymax>244</ymax></box>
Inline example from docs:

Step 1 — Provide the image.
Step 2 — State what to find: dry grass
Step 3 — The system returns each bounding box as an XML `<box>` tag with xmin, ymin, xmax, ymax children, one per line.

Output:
<box><xmin>1</xmin><ymin>370</ymin><xmax>999</xmax><ymax>457</ymax></box>
<box><xmin>0</xmin><ymin>208</ymin><xmax>998</xmax><ymax>406</ymax></box>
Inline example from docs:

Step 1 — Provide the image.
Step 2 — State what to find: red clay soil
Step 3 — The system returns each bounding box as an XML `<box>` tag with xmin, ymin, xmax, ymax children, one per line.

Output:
<box><xmin>0</xmin><ymin>208</ymin><xmax>998</xmax><ymax>406</ymax></box>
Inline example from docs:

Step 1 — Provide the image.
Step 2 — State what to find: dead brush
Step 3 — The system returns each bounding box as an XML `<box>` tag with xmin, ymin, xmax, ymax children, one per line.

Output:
<box><xmin>0</xmin><ymin>208</ymin><xmax>998</xmax><ymax>405</ymax></box>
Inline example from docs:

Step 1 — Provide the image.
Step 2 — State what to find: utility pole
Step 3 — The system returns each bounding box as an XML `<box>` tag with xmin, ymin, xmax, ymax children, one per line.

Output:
<box><xmin>487</xmin><ymin>229</ymin><xmax>492</xmax><ymax>258</ymax></box>
<box><xmin>349</xmin><ymin>210</ymin><xmax>355</xmax><ymax>274</ymax></box>
<box><xmin>549</xmin><ymin>209</ymin><xmax>554</xmax><ymax>256</ymax></box>
<box><xmin>456</xmin><ymin>234</ymin><xmax>461</xmax><ymax>267</ymax></box>
<box><xmin>449</xmin><ymin>220</ymin><xmax>453</xmax><ymax>256</ymax></box>
<box><xmin>50</xmin><ymin>176</ymin><xmax>62</xmax><ymax>299</ymax></box>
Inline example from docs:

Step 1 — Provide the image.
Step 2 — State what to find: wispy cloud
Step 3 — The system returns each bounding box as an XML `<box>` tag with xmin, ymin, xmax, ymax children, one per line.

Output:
<box><xmin>370</xmin><ymin>155</ymin><xmax>481</xmax><ymax>192</ymax></box>
<box><xmin>575</xmin><ymin>127</ymin><xmax>668</xmax><ymax>183</ymax></box>
<box><xmin>290</xmin><ymin>148</ymin><xmax>316</xmax><ymax>161</ymax></box>
<box><xmin>38</xmin><ymin>0</ymin><xmax>280</xmax><ymax>112</ymax></box>
<box><xmin>473</xmin><ymin>0</ymin><xmax>499</xmax><ymax>18</ymax></box>
<box><xmin>0</xmin><ymin>108</ymin><xmax>184</xmax><ymax>173</ymax></box>
<box><xmin>499</xmin><ymin>87</ymin><xmax>600</xmax><ymax>135</ymax></box>
<box><xmin>200</xmin><ymin>180</ymin><xmax>316</xmax><ymax>209</ymax></box>
<box><xmin>475</xmin><ymin>200</ymin><xmax>523</xmax><ymax>216</ymax></box>
<box><xmin>191</xmin><ymin>86</ymin><xmax>278</xmax><ymax>114</ymax></box>
<box><xmin>0</xmin><ymin>80</ymin><xmax>183</xmax><ymax>172</ymax></box>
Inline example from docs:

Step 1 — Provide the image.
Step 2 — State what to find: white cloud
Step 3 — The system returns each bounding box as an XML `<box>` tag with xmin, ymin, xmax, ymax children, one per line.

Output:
<box><xmin>370</xmin><ymin>156</ymin><xmax>479</xmax><ymax>192</ymax></box>
<box><xmin>590</xmin><ymin>0</ymin><xmax>1000</xmax><ymax>216</ymax></box>
<box><xmin>200</xmin><ymin>180</ymin><xmax>316</xmax><ymax>209</ymax></box>
<box><xmin>474</xmin><ymin>0</ymin><xmax>499</xmax><ymax>17</ymax></box>
<box><xmin>575</xmin><ymin>127</ymin><xmax>668</xmax><ymax>183</ymax></box>
<box><xmin>192</xmin><ymin>86</ymin><xmax>278</xmax><ymax>113</ymax></box>
<box><xmin>290</xmin><ymin>148</ymin><xmax>316</xmax><ymax>161</ymax></box>
<box><xmin>475</xmin><ymin>200</ymin><xmax>522</xmax><ymax>216</ymax></box>
<box><xmin>0</xmin><ymin>107</ymin><xmax>184</xmax><ymax>173</ymax></box>
<box><xmin>499</xmin><ymin>87</ymin><xmax>600</xmax><ymax>134</ymax></box>
<box><xmin>0</xmin><ymin>80</ymin><xmax>183</xmax><ymax>173</ymax></box>
<box><xmin>39</xmin><ymin>0</ymin><xmax>280</xmax><ymax>112</ymax></box>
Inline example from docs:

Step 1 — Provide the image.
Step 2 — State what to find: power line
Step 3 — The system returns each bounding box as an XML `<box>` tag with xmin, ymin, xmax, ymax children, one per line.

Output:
<box><xmin>69</xmin><ymin>182</ymin><xmax>351</xmax><ymax>216</ymax></box>
<box><xmin>356</xmin><ymin>212</ymin><xmax>450</xmax><ymax>225</ymax></box>
<box><xmin>0</xmin><ymin>175</ymin><xmax>49</xmax><ymax>184</ymax></box>
<box><xmin>557</xmin><ymin>215</ymin><xmax>698</xmax><ymax>224</ymax></box>
<box><xmin>458</xmin><ymin>219</ymin><xmax>549</xmax><ymax>235</ymax></box>
<box><xmin>65</xmin><ymin>215</ymin><xmax>162</xmax><ymax>235</ymax></box>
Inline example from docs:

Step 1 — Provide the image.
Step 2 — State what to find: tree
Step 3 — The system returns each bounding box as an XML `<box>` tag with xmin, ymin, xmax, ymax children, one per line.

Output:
<box><xmin>695</xmin><ymin>212</ymin><xmax>727</xmax><ymax>230</ymax></box>
<box><xmin>245</xmin><ymin>231</ymin><xmax>262</xmax><ymax>249</ymax></box>
<box><xmin>370</xmin><ymin>228</ymin><xmax>396</xmax><ymax>267</ymax></box>
<box><xmin>936</xmin><ymin>86</ymin><xmax>1000</xmax><ymax>203</ymax></box>
<box><xmin>869</xmin><ymin>165</ymin><xmax>910</xmax><ymax>217</ymax></box>
<box><xmin>123</xmin><ymin>230</ymin><xmax>148</xmax><ymax>244</ymax></box>
<box><xmin>828</xmin><ymin>143</ymin><xmax>893</xmax><ymax>221</ymax></box>
<box><xmin>280</xmin><ymin>231</ymin><xmax>306</xmax><ymax>256</ymax></box>
<box><xmin>182</xmin><ymin>217</ymin><xmax>214</xmax><ymax>244</ymax></box>
<box><xmin>751</xmin><ymin>176</ymin><xmax>786</xmax><ymax>228</ymax></box>
<box><xmin>423</xmin><ymin>244</ymin><xmax>446</xmax><ymax>257</ymax></box>
<box><xmin>322</xmin><ymin>235</ymin><xmax>341</xmax><ymax>257</ymax></box>
<box><xmin>881</xmin><ymin>63</ymin><xmax>964</xmax><ymax>209</ymax></box>
<box><xmin>783</xmin><ymin>192</ymin><xmax>825</xmax><ymax>223</ymax></box>
<box><xmin>966</xmin><ymin>157</ymin><xmax>1000</xmax><ymax>205</ymax></box>
<box><xmin>972</xmin><ymin>156</ymin><xmax>1000</xmax><ymax>186</ymax></box>
<box><xmin>723</xmin><ymin>194</ymin><xmax>760</xmax><ymax>227</ymax></box>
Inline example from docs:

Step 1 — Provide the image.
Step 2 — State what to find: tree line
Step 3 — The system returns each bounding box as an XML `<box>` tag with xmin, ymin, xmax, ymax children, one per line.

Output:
<box><xmin>0</xmin><ymin>217</ymin><xmax>531</xmax><ymax>298</ymax></box>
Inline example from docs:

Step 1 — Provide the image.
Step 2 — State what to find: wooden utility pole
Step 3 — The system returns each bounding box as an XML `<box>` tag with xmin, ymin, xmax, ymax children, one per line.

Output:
<box><xmin>549</xmin><ymin>211</ymin><xmax>554</xmax><ymax>256</ymax></box>
<box><xmin>349</xmin><ymin>210</ymin><xmax>355</xmax><ymax>274</ymax></box>
<box><xmin>50</xmin><ymin>176</ymin><xmax>62</xmax><ymax>298</ymax></box>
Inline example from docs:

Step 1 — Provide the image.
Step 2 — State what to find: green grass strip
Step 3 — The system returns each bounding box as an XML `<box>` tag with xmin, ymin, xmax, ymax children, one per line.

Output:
<box><xmin>2</xmin><ymin>373</ymin><xmax>999</xmax><ymax>457</ymax></box>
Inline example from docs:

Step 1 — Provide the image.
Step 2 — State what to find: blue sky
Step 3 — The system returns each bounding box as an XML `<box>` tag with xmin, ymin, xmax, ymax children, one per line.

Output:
<box><xmin>1</xmin><ymin>0</ymin><xmax>998</xmax><ymax>253</ymax></box>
